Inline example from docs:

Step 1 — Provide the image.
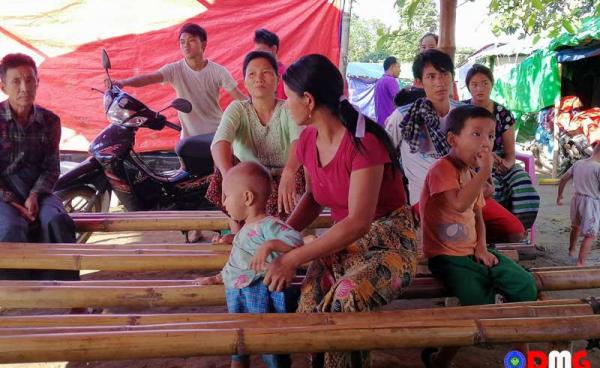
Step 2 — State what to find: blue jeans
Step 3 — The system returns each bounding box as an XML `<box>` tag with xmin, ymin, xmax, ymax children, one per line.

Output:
<box><xmin>226</xmin><ymin>280</ymin><xmax>298</xmax><ymax>368</ymax></box>
<box><xmin>0</xmin><ymin>193</ymin><xmax>78</xmax><ymax>280</ymax></box>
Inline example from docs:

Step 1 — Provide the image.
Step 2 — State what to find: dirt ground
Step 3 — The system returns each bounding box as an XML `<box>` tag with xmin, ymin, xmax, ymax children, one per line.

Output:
<box><xmin>2</xmin><ymin>174</ymin><xmax>600</xmax><ymax>368</ymax></box>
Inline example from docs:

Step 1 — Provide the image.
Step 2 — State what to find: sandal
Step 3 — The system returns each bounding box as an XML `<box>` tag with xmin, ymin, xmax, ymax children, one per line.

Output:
<box><xmin>420</xmin><ymin>347</ymin><xmax>439</xmax><ymax>368</ymax></box>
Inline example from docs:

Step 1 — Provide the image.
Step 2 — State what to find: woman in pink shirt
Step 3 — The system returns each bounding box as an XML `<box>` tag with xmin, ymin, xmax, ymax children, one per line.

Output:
<box><xmin>263</xmin><ymin>54</ymin><xmax>418</xmax><ymax>368</ymax></box>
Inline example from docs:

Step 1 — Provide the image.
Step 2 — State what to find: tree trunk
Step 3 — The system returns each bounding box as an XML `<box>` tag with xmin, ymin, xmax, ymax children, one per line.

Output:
<box><xmin>438</xmin><ymin>0</ymin><xmax>457</xmax><ymax>61</ymax></box>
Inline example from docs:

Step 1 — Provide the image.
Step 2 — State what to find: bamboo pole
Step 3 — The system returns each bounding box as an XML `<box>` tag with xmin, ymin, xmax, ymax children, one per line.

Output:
<box><xmin>533</xmin><ymin>269</ymin><xmax>600</xmax><ymax>290</ymax></box>
<box><xmin>0</xmin><ymin>253</ymin><xmax>229</xmax><ymax>272</ymax></box>
<box><xmin>72</xmin><ymin>214</ymin><xmax>332</xmax><ymax>232</ymax></box>
<box><xmin>0</xmin><ymin>247</ymin><xmax>228</xmax><ymax>255</ymax></box>
<box><xmin>0</xmin><ymin>298</ymin><xmax>590</xmax><ymax>328</ymax></box>
<box><xmin>0</xmin><ymin>285</ymin><xmax>226</xmax><ymax>309</ymax></box>
<box><xmin>530</xmin><ymin>265</ymin><xmax>599</xmax><ymax>272</ymax></box>
<box><xmin>0</xmin><ymin>302</ymin><xmax>593</xmax><ymax>336</ymax></box>
<box><xmin>2</xmin><ymin>280</ymin><xmax>431</xmax><ymax>309</ymax></box>
<box><xmin>0</xmin><ymin>268</ymin><xmax>598</xmax><ymax>309</ymax></box>
<box><xmin>71</xmin><ymin>210</ymin><xmax>333</xmax><ymax>219</ymax></box>
<box><xmin>0</xmin><ymin>242</ymin><xmax>233</xmax><ymax>252</ymax></box>
<box><xmin>0</xmin><ymin>244</ymin><xmax>517</xmax><ymax>270</ymax></box>
<box><xmin>0</xmin><ymin>315</ymin><xmax>599</xmax><ymax>363</ymax></box>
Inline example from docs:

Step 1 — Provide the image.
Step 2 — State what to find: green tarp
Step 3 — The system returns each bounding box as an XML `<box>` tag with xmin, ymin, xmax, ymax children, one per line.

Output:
<box><xmin>490</xmin><ymin>16</ymin><xmax>600</xmax><ymax>139</ymax></box>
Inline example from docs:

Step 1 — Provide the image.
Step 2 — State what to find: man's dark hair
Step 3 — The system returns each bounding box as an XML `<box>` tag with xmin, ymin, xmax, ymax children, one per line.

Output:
<box><xmin>465</xmin><ymin>63</ymin><xmax>494</xmax><ymax>87</ymax></box>
<box><xmin>445</xmin><ymin>105</ymin><xmax>495</xmax><ymax>136</ymax></box>
<box><xmin>254</xmin><ymin>28</ymin><xmax>280</xmax><ymax>51</ymax></box>
<box><xmin>242</xmin><ymin>51</ymin><xmax>278</xmax><ymax>77</ymax></box>
<box><xmin>412</xmin><ymin>48</ymin><xmax>454</xmax><ymax>80</ymax></box>
<box><xmin>394</xmin><ymin>86</ymin><xmax>426</xmax><ymax>107</ymax></box>
<box><xmin>0</xmin><ymin>53</ymin><xmax>37</xmax><ymax>82</ymax></box>
<box><xmin>420</xmin><ymin>33</ymin><xmax>439</xmax><ymax>45</ymax></box>
<box><xmin>179</xmin><ymin>23</ymin><xmax>207</xmax><ymax>42</ymax></box>
<box><xmin>383</xmin><ymin>56</ymin><xmax>398</xmax><ymax>72</ymax></box>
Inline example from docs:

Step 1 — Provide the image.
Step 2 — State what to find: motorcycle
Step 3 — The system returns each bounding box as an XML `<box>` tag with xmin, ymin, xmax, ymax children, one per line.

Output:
<box><xmin>558</xmin><ymin>132</ymin><xmax>592</xmax><ymax>177</ymax></box>
<box><xmin>55</xmin><ymin>49</ymin><xmax>215</xmax><ymax>242</ymax></box>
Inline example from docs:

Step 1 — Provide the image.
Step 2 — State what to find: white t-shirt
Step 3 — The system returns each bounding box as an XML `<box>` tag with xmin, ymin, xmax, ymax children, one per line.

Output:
<box><xmin>566</xmin><ymin>158</ymin><xmax>600</xmax><ymax>199</ymax></box>
<box><xmin>385</xmin><ymin>100</ymin><xmax>462</xmax><ymax>204</ymax></box>
<box><xmin>159</xmin><ymin>59</ymin><xmax>237</xmax><ymax>138</ymax></box>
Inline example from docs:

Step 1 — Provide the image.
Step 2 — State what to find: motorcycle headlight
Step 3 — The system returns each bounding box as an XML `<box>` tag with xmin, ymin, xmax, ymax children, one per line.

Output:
<box><xmin>107</xmin><ymin>103</ymin><xmax>133</xmax><ymax>125</ymax></box>
<box><xmin>106</xmin><ymin>103</ymin><xmax>147</xmax><ymax>127</ymax></box>
<box><xmin>123</xmin><ymin>116</ymin><xmax>148</xmax><ymax>127</ymax></box>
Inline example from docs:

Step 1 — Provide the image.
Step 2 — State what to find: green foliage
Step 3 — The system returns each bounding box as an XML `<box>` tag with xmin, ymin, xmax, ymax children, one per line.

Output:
<box><xmin>379</xmin><ymin>0</ymin><xmax>439</xmax><ymax>63</ymax></box>
<box><xmin>455</xmin><ymin>47</ymin><xmax>476</xmax><ymax>66</ymax></box>
<box><xmin>487</xmin><ymin>0</ymin><xmax>597</xmax><ymax>40</ymax></box>
<box><xmin>348</xmin><ymin>15</ymin><xmax>389</xmax><ymax>62</ymax></box>
<box><xmin>394</xmin><ymin>0</ymin><xmax>597</xmax><ymax>45</ymax></box>
<box><xmin>348</xmin><ymin>0</ymin><xmax>438</xmax><ymax>63</ymax></box>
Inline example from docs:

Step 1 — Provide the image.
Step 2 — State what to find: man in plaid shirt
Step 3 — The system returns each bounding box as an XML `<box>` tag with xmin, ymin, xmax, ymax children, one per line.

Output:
<box><xmin>0</xmin><ymin>53</ymin><xmax>78</xmax><ymax>280</ymax></box>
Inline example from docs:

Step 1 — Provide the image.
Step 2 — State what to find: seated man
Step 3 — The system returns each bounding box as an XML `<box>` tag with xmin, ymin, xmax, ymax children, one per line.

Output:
<box><xmin>385</xmin><ymin>49</ymin><xmax>525</xmax><ymax>244</ymax></box>
<box><xmin>0</xmin><ymin>53</ymin><xmax>78</xmax><ymax>280</ymax></box>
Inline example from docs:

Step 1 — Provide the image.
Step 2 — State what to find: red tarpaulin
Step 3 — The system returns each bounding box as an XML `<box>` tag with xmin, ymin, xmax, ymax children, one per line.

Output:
<box><xmin>0</xmin><ymin>0</ymin><xmax>343</xmax><ymax>152</ymax></box>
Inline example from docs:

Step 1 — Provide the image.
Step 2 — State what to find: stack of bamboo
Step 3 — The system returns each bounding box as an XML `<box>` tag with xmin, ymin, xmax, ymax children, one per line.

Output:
<box><xmin>0</xmin><ymin>297</ymin><xmax>598</xmax><ymax>363</ymax></box>
<box><xmin>0</xmin><ymin>266</ymin><xmax>598</xmax><ymax>310</ymax></box>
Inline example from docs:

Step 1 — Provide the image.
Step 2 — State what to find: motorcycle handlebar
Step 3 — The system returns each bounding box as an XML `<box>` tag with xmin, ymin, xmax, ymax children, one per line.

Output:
<box><xmin>164</xmin><ymin>120</ymin><xmax>182</xmax><ymax>132</ymax></box>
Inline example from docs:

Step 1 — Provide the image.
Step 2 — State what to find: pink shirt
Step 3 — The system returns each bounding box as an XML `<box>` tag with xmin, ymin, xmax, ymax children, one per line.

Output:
<box><xmin>297</xmin><ymin>126</ymin><xmax>407</xmax><ymax>222</ymax></box>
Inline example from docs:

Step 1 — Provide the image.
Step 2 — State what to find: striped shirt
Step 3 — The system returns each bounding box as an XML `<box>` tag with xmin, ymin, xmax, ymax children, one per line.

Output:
<box><xmin>0</xmin><ymin>100</ymin><xmax>61</xmax><ymax>203</ymax></box>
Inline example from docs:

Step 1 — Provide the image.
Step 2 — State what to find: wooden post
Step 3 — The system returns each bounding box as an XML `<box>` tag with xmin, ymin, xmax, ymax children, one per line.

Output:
<box><xmin>339</xmin><ymin>0</ymin><xmax>352</xmax><ymax>76</ymax></box>
<box><xmin>438</xmin><ymin>0</ymin><xmax>457</xmax><ymax>61</ymax></box>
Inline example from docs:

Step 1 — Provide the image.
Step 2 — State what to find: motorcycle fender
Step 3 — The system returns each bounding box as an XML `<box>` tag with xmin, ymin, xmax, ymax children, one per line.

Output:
<box><xmin>54</xmin><ymin>157</ymin><xmax>108</xmax><ymax>193</ymax></box>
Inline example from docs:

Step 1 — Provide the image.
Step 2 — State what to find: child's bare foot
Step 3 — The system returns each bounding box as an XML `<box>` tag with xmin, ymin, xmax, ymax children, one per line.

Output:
<box><xmin>212</xmin><ymin>233</ymin><xmax>235</xmax><ymax>244</ymax></box>
<box><xmin>194</xmin><ymin>275</ymin><xmax>223</xmax><ymax>285</ymax></box>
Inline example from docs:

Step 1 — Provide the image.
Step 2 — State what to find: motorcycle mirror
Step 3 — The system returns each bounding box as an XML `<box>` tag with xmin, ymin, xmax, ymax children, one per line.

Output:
<box><xmin>171</xmin><ymin>98</ymin><xmax>192</xmax><ymax>113</ymax></box>
<box><xmin>101</xmin><ymin>49</ymin><xmax>113</xmax><ymax>89</ymax></box>
<box><xmin>101</xmin><ymin>49</ymin><xmax>111</xmax><ymax>69</ymax></box>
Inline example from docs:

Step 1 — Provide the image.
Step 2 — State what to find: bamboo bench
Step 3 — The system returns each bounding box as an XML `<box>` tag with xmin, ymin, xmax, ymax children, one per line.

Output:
<box><xmin>0</xmin><ymin>297</ymin><xmax>598</xmax><ymax>363</ymax></box>
<box><xmin>0</xmin><ymin>266</ymin><xmax>597</xmax><ymax>310</ymax></box>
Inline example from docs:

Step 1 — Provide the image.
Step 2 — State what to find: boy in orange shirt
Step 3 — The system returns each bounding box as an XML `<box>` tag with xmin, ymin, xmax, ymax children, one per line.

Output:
<box><xmin>420</xmin><ymin>105</ymin><xmax>537</xmax><ymax>368</ymax></box>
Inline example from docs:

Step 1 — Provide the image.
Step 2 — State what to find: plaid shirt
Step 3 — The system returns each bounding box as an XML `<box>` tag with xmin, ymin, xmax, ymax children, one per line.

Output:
<box><xmin>0</xmin><ymin>100</ymin><xmax>61</xmax><ymax>203</ymax></box>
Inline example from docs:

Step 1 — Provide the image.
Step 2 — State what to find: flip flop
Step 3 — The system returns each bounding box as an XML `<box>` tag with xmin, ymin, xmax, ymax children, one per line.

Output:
<box><xmin>421</xmin><ymin>347</ymin><xmax>439</xmax><ymax>368</ymax></box>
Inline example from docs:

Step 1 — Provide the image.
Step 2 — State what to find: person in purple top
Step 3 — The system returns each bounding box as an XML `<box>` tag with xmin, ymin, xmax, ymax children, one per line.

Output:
<box><xmin>374</xmin><ymin>56</ymin><xmax>400</xmax><ymax>125</ymax></box>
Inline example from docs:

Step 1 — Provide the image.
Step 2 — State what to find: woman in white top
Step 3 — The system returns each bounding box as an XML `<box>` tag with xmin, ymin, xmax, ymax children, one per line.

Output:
<box><xmin>206</xmin><ymin>51</ymin><xmax>303</xmax><ymax>240</ymax></box>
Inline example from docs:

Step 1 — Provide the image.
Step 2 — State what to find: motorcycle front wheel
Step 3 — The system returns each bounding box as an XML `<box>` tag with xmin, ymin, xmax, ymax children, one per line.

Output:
<box><xmin>58</xmin><ymin>187</ymin><xmax>108</xmax><ymax>243</ymax></box>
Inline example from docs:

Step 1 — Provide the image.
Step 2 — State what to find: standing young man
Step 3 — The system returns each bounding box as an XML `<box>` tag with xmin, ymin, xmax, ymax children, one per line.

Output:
<box><xmin>114</xmin><ymin>23</ymin><xmax>245</xmax><ymax>140</ymax></box>
<box><xmin>374</xmin><ymin>56</ymin><xmax>400</xmax><ymax>126</ymax></box>
<box><xmin>0</xmin><ymin>53</ymin><xmax>78</xmax><ymax>280</ymax></box>
<box><xmin>254</xmin><ymin>28</ymin><xmax>286</xmax><ymax>100</ymax></box>
<box><xmin>386</xmin><ymin>49</ymin><xmax>525</xmax><ymax>244</ymax></box>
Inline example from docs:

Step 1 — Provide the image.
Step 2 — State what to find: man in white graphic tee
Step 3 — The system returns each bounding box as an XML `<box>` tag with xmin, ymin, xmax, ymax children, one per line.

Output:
<box><xmin>113</xmin><ymin>23</ymin><xmax>245</xmax><ymax>172</ymax></box>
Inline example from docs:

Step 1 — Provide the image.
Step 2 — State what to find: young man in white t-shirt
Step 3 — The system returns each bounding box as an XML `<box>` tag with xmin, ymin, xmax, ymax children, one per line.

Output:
<box><xmin>385</xmin><ymin>49</ymin><xmax>525</xmax><ymax>245</ymax></box>
<box><xmin>114</xmin><ymin>23</ymin><xmax>245</xmax><ymax>139</ymax></box>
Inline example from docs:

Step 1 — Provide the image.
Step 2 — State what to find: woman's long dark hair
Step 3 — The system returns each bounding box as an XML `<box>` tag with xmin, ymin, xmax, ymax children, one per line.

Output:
<box><xmin>282</xmin><ymin>54</ymin><xmax>399</xmax><ymax>169</ymax></box>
